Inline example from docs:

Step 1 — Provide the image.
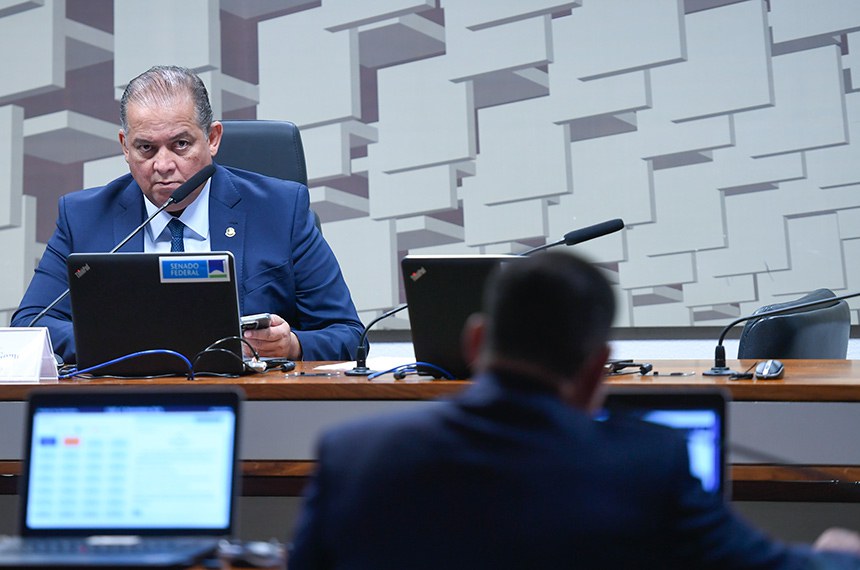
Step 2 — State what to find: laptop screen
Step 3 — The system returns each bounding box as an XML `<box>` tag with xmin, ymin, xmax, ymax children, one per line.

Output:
<box><xmin>598</xmin><ymin>389</ymin><xmax>728</xmax><ymax>497</ymax></box>
<box><xmin>21</xmin><ymin>387</ymin><xmax>241</xmax><ymax>537</ymax></box>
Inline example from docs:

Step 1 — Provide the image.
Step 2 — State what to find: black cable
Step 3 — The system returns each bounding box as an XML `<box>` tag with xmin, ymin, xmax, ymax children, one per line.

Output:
<box><xmin>193</xmin><ymin>336</ymin><xmax>264</xmax><ymax>375</ymax></box>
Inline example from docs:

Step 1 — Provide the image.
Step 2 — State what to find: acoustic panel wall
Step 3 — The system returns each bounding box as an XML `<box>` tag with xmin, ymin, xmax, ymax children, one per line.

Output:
<box><xmin>1</xmin><ymin>0</ymin><xmax>859</xmax><ymax>330</ymax></box>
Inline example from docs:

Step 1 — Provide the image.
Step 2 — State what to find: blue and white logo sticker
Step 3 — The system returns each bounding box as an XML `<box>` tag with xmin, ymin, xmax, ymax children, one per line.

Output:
<box><xmin>159</xmin><ymin>255</ymin><xmax>231</xmax><ymax>283</ymax></box>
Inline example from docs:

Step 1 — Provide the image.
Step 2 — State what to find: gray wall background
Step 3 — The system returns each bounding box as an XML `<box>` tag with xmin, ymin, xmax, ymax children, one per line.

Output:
<box><xmin>1</xmin><ymin>0</ymin><xmax>860</xmax><ymax>332</ymax></box>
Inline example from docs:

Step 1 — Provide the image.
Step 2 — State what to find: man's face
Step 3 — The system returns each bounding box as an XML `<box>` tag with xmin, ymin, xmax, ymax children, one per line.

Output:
<box><xmin>118</xmin><ymin>95</ymin><xmax>222</xmax><ymax>212</ymax></box>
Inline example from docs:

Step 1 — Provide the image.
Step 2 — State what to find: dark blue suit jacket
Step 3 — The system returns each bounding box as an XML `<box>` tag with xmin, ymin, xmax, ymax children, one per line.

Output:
<box><xmin>12</xmin><ymin>164</ymin><xmax>363</xmax><ymax>362</ymax></box>
<box><xmin>289</xmin><ymin>373</ymin><xmax>859</xmax><ymax>569</ymax></box>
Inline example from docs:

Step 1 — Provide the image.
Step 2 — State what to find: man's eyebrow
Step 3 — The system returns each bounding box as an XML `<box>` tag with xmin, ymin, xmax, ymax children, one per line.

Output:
<box><xmin>169</xmin><ymin>130</ymin><xmax>194</xmax><ymax>141</ymax></box>
<box><xmin>131</xmin><ymin>130</ymin><xmax>194</xmax><ymax>146</ymax></box>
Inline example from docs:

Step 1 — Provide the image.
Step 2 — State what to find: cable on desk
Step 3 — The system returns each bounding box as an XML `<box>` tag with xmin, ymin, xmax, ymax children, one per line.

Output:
<box><xmin>59</xmin><ymin>349</ymin><xmax>194</xmax><ymax>381</ymax></box>
<box><xmin>368</xmin><ymin>361</ymin><xmax>455</xmax><ymax>381</ymax></box>
<box><xmin>193</xmin><ymin>336</ymin><xmax>266</xmax><ymax>376</ymax></box>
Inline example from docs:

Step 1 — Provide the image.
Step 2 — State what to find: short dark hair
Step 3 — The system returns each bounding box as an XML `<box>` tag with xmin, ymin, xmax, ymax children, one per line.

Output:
<box><xmin>482</xmin><ymin>251</ymin><xmax>615</xmax><ymax>380</ymax></box>
<box><xmin>119</xmin><ymin>65</ymin><xmax>213</xmax><ymax>135</ymax></box>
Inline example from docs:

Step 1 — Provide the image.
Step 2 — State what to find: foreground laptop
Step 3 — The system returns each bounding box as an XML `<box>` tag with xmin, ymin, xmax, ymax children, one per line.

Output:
<box><xmin>0</xmin><ymin>386</ymin><xmax>242</xmax><ymax>568</ymax></box>
<box><xmin>67</xmin><ymin>252</ymin><xmax>244</xmax><ymax>377</ymax></box>
<box><xmin>401</xmin><ymin>254</ymin><xmax>519</xmax><ymax>379</ymax></box>
<box><xmin>598</xmin><ymin>388</ymin><xmax>729</xmax><ymax>498</ymax></box>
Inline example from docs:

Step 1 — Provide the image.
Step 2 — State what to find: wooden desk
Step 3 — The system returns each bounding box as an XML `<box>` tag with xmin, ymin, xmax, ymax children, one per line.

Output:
<box><xmin>1</xmin><ymin>359</ymin><xmax>860</xmax><ymax>501</ymax></box>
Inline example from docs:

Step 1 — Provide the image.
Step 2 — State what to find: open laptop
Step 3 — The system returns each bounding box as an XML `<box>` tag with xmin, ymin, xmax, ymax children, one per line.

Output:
<box><xmin>67</xmin><ymin>252</ymin><xmax>244</xmax><ymax>377</ymax></box>
<box><xmin>598</xmin><ymin>388</ymin><xmax>729</xmax><ymax>497</ymax></box>
<box><xmin>0</xmin><ymin>386</ymin><xmax>242</xmax><ymax>568</ymax></box>
<box><xmin>401</xmin><ymin>254</ymin><xmax>520</xmax><ymax>379</ymax></box>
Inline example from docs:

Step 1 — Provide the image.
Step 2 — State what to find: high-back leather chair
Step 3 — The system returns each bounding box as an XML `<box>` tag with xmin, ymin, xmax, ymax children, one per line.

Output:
<box><xmin>215</xmin><ymin>120</ymin><xmax>319</xmax><ymax>229</ymax></box>
<box><xmin>217</xmin><ymin>120</ymin><xmax>308</xmax><ymax>183</ymax></box>
<box><xmin>737</xmin><ymin>288</ymin><xmax>850</xmax><ymax>359</ymax></box>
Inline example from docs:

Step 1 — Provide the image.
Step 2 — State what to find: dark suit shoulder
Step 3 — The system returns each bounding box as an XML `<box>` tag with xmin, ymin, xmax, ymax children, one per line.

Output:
<box><xmin>61</xmin><ymin>173</ymin><xmax>138</xmax><ymax>209</ymax></box>
<box><xmin>217</xmin><ymin>165</ymin><xmax>306</xmax><ymax>195</ymax></box>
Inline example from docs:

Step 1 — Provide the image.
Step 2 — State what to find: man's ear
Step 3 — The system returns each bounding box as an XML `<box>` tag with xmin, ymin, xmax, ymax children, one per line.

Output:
<box><xmin>118</xmin><ymin>130</ymin><xmax>130</xmax><ymax>163</ymax></box>
<box><xmin>208</xmin><ymin>120</ymin><xmax>223</xmax><ymax>157</ymax></box>
<box><xmin>461</xmin><ymin>313</ymin><xmax>486</xmax><ymax>373</ymax></box>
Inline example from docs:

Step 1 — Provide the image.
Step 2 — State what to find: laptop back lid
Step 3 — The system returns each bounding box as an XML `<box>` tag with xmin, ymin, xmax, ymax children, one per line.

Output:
<box><xmin>67</xmin><ymin>252</ymin><xmax>243</xmax><ymax>376</ymax></box>
<box><xmin>19</xmin><ymin>386</ymin><xmax>242</xmax><ymax>538</ymax></box>
<box><xmin>401</xmin><ymin>254</ymin><xmax>519</xmax><ymax>379</ymax></box>
<box><xmin>599</xmin><ymin>388</ymin><xmax>730</xmax><ymax>498</ymax></box>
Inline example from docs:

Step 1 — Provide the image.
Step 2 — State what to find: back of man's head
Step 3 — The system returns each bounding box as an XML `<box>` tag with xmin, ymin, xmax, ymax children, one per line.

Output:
<box><xmin>482</xmin><ymin>251</ymin><xmax>615</xmax><ymax>383</ymax></box>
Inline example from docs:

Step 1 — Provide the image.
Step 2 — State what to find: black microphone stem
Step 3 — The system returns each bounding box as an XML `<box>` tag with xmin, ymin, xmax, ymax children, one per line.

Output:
<box><xmin>26</xmin><ymin>164</ymin><xmax>216</xmax><ymax>328</ymax></box>
<box><xmin>704</xmin><ymin>290</ymin><xmax>860</xmax><ymax>376</ymax></box>
<box><xmin>345</xmin><ymin>304</ymin><xmax>409</xmax><ymax>376</ymax></box>
<box><xmin>110</xmin><ymin>196</ymin><xmax>178</xmax><ymax>253</ymax></box>
<box><xmin>520</xmin><ymin>218</ymin><xmax>624</xmax><ymax>256</ymax></box>
<box><xmin>346</xmin><ymin>218</ymin><xmax>625</xmax><ymax>374</ymax></box>
<box><xmin>521</xmin><ymin>238</ymin><xmax>565</xmax><ymax>256</ymax></box>
<box><xmin>27</xmin><ymin>196</ymin><xmax>179</xmax><ymax>328</ymax></box>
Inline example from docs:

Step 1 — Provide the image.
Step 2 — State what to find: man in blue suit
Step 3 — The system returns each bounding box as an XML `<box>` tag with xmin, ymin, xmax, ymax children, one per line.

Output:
<box><xmin>12</xmin><ymin>66</ymin><xmax>362</xmax><ymax>363</ymax></box>
<box><xmin>289</xmin><ymin>251</ymin><xmax>860</xmax><ymax>569</ymax></box>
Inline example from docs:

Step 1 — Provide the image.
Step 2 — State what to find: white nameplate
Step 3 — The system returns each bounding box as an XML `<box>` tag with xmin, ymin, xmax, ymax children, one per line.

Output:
<box><xmin>0</xmin><ymin>328</ymin><xmax>59</xmax><ymax>383</ymax></box>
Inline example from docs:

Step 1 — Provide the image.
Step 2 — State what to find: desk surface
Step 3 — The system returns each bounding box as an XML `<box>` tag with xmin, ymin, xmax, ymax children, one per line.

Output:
<box><xmin>2</xmin><ymin>359</ymin><xmax>860</xmax><ymax>502</ymax></box>
<box><xmin>1</xmin><ymin>359</ymin><xmax>859</xmax><ymax>402</ymax></box>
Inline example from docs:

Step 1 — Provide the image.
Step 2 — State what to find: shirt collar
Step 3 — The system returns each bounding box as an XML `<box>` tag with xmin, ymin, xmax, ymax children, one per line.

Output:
<box><xmin>145</xmin><ymin>179</ymin><xmax>211</xmax><ymax>243</ymax></box>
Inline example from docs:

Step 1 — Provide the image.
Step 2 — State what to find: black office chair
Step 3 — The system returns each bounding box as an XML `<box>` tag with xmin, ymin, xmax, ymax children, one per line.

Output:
<box><xmin>215</xmin><ymin>119</ymin><xmax>320</xmax><ymax>230</ymax></box>
<box><xmin>737</xmin><ymin>288</ymin><xmax>850</xmax><ymax>359</ymax></box>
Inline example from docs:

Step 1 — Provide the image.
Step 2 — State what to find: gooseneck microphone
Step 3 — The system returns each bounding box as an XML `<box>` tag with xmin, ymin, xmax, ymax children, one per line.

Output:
<box><xmin>522</xmin><ymin>218</ymin><xmax>625</xmax><ymax>255</ymax></box>
<box><xmin>108</xmin><ymin>163</ymin><xmax>216</xmax><ymax>254</ymax></box>
<box><xmin>27</xmin><ymin>164</ymin><xmax>217</xmax><ymax>328</ymax></box>
<box><xmin>703</xmin><ymin>290</ymin><xmax>860</xmax><ymax>376</ymax></box>
<box><xmin>345</xmin><ymin>304</ymin><xmax>409</xmax><ymax>376</ymax></box>
<box><xmin>345</xmin><ymin>219</ymin><xmax>628</xmax><ymax>376</ymax></box>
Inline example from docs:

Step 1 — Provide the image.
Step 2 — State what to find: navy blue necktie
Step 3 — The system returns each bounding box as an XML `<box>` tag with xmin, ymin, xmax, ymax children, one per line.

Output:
<box><xmin>167</xmin><ymin>218</ymin><xmax>185</xmax><ymax>252</ymax></box>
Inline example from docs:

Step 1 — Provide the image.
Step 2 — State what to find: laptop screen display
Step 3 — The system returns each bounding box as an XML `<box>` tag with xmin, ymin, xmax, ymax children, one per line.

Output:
<box><xmin>620</xmin><ymin>408</ymin><xmax>722</xmax><ymax>494</ymax></box>
<box><xmin>25</xmin><ymin>403</ymin><xmax>236</xmax><ymax>532</ymax></box>
<box><xmin>598</xmin><ymin>390</ymin><xmax>728</xmax><ymax>496</ymax></box>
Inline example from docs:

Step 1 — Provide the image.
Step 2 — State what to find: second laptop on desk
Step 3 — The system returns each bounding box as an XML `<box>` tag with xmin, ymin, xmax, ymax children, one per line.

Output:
<box><xmin>0</xmin><ymin>386</ymin><xmax>242</xmax><ymax>568</ymax></box>
<box><xmin>401</xmin><ymin>254</ymin><xmax>519</xmax><ymax>379</ymax></box>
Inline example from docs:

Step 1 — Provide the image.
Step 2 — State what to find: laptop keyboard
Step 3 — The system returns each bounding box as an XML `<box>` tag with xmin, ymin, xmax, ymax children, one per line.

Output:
<box><xmin>13</xmin><ymin>537</ymin><xmax>211</xmax><ymax>554</ymax></box>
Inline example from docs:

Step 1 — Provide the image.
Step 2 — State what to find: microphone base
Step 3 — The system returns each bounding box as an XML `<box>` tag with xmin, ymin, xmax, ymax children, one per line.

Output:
<box><xmin>345</xmin><ymin>366</ymin><xmax>374</xmax><ymax>376</ymax></box>
<box><xmin>702</xmin><ymin>366</ymin><xmax>736</xmax><ymax>376</ymax></box>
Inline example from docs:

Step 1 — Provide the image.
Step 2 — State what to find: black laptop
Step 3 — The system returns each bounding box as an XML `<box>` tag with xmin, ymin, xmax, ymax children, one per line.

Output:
<box><xmin>67</xmin><ymin>252</ymin><xmax>244</xmax><ymax>376</ymax></box>
<box><xmin>400</xmin><ymin>254</ymin><xmax>520</xmax><ymax>379</ymax></box>
<box><xmin>598</xmin><ymin>388</ymin><xmax>730</xmax><ymax>497</ymax></box>
<box><xmin>0</xmin><ymin>386</ymin><xmax>242</xmax><ymax>568</ymax></box>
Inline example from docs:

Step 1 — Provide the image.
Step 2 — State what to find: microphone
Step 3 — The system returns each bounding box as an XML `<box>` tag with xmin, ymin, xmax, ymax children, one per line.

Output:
<box><xmin>108</xmin><ymin>163</ymin><xmax>216</xmax><ymax>254</ymax></box>
<box><xmin>703</xmin><ymin>289</ymin><xmax>860</xmax><ymax>376</ymax></box>
<box><xmin>345</xmin><ymin>304</ymin><xmax>409</xmax><ymax>376</ymax></box>
<box><xmin>345</xmin><ymin>219</ymin><xmax>627</xmax><ymax>376</ymax></box>
<box><xmin>522</xmin><ymin>218</ymin><xmax>625</xmax><ymax>255</ymax></box>
<box><xmin>27</xmin><ymin>164</ymin><xmax>217</xmax><ymax>327</ymax></box>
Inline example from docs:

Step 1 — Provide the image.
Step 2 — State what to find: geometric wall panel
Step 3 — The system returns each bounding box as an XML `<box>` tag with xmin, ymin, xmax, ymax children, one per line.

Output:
<box><xmin>3</xmin><ymin>0</ymin><xmax>860</xmax><ymax>328</ymax></box>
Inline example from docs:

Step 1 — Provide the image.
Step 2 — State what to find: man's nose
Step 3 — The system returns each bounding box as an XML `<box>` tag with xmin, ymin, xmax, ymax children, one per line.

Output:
<box><xmin>152</xmin><ymin>147</ymin><xmax>177</xmax><ymax>173</ymax></box>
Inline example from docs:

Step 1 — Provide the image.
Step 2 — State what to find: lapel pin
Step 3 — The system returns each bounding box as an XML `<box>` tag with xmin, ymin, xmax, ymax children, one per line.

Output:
<box><xmin>225</xmin><ymin>227</ymin><xmax>236</xmax><ymax>238</ymax></box>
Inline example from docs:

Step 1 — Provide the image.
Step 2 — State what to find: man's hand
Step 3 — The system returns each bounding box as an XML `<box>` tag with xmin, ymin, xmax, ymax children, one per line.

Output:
<box><xmin>814</xmin><ymin>527</ymin><xmax>860</xmax><ymax>555</ymax></box>
<box><xmin>243</xmin><ymin>313</ymin><xmax>302</xmax><ymax>359</ymax></box>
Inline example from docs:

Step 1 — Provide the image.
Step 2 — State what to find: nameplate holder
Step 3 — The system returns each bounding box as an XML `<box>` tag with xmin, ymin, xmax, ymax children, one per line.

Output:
<box><xmin>0</xmin><ymin>328</ymin><xmax>59</xmax><ymax>383</ymax></box>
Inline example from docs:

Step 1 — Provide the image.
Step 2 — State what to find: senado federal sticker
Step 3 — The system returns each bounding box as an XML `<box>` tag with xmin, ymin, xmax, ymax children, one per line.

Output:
<box><xmin>159</xmin><ymin>255</ymin><xmax>231</xmax><ymax>283</ymax></box>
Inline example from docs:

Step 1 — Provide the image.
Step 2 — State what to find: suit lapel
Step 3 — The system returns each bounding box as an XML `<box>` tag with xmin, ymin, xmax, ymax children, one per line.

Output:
<box><xmin>114</xmin><ymin>179</ymin><xmax>146</xmax><ymax>252</ymax></box>
<box><xmin>209</xmin><ymin>167</ymin><xmax>247</xmax><ymax>313</ymax></box>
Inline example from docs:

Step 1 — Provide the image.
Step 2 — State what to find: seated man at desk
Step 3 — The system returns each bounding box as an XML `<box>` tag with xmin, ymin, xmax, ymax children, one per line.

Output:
<box><xmin>289</xmin><ymin>251</ymin><xmax>860</xmax><ymax>569</ymax></box>
<box><xmin>12</xmin><ymin>65</ymin><xmax>363</xmax><ymax>363</ymax></box>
